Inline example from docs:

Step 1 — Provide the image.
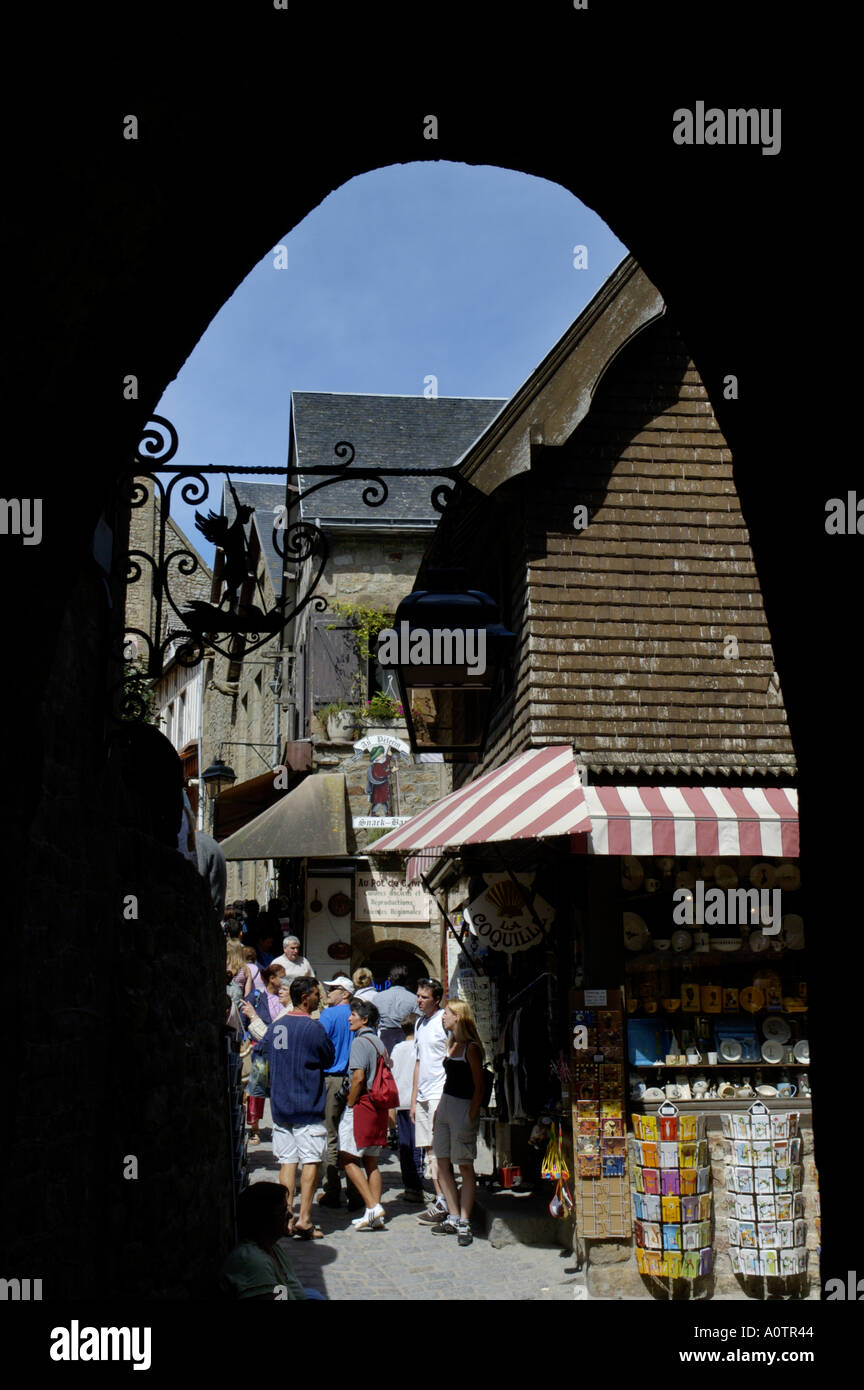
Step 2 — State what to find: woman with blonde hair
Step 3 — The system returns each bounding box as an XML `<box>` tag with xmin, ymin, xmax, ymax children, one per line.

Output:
<box><xmin>429</xmin><ymin>997</ymin><xmax>485</xmax><ymax>1246</ymax></box>
<box><xmin>352</xmin><ymin>967</ymin><xmax>378</xmax><ymax>1003</ymax></box>
<box><xmin>226</xmin><ymin>940</ymin><xmax>253</xmax><ymax>1003</ymax></box>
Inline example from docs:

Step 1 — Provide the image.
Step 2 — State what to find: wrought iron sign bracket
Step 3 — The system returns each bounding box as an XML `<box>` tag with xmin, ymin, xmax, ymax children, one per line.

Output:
<box><xmin>120</xmin><ymin>415</ymin><xmax>464</xmax><ymax>680</ymax></box>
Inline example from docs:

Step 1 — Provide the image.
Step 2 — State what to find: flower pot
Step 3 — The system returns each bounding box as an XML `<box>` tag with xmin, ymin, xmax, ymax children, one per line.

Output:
<box><xmin>326</xmin><ymin>711</ymin><xmax>356</xmax><ymax>741</ymax></box>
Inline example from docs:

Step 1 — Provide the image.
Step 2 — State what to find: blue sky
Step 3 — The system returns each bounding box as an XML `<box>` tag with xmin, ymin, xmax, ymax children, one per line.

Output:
<box><xmin>156</xmin><ymin>161</ymin><xmax>627</xmax><ymax>559</ymax></box>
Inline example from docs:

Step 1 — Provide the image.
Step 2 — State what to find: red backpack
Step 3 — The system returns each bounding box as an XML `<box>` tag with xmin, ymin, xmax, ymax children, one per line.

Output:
<box><xmin>352</xmin><ymin>1036</ymin><xmax>399</xmax><ymax>1149</ymax></box>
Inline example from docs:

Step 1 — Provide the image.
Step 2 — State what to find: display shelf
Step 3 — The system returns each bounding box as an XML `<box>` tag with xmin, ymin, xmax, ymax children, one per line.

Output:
<box><xmin>632</xmin><ymin>1097</ymin><xmax>812</xmax><ymax>1117</ymax></box>
<box><xmin>630</xmin><ymin>1063</ymin><xmax>810</xmax><ymax>1070</ymax></box>
<box><xmin>625</xmin><ymin>950</ymin><xmax>805</xmax><ymax>969</ymax></box>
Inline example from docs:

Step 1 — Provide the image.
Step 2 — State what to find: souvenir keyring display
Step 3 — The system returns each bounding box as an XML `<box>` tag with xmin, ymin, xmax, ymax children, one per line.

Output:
<box><xmin>630</xmin><ymin>1101</ymin><xmax>713</xmax><ymax>1280</ymax></box>
<box><xmin>720</xmin><ymin>1100</ymin><xmax>807</xmax><ymax>1284</ymax></box>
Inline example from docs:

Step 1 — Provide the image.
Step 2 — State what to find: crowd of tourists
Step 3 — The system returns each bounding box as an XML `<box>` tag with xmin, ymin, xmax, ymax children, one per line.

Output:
<box><xmin>219</xmin><ymin>906</ymin><xmax>486</xmax><ymax>1299</ymax></box>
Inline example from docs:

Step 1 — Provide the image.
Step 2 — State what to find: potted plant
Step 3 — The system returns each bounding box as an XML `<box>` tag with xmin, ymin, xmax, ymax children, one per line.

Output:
<box><xmin>318</xmin><ymin>702</ymin><xmax>358</xmax><ymax>742</ymax></box>
<box><xmin>359</xmin><ymin>691</ymin><xmax>405</xmax><ymax>725</ymax></box>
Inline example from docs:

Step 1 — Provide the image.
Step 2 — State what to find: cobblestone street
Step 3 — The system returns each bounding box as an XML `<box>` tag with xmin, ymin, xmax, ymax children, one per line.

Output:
<box><xmin>247</xmin><ymin>1105</ymin><xmax>586</xmax><ymax>1301</ymax></box>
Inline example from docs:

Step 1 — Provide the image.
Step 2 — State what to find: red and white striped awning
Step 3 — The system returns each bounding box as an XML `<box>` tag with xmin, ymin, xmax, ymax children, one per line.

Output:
<box><xmin>368</xmin><ymin>746</ymin><xmax>592</xmax><ymax>865</ymax></box>
<box><xmin>573</xmin><ymin>786</ymin><xmax>799</xmax><ymax>858</ymax></box>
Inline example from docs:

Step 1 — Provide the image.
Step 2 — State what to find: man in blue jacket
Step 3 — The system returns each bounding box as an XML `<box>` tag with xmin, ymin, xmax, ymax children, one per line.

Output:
<box><xmin>258</xmin><ymin>976</ymin><xmax>334</xmax><ymax>1240</ymax></box>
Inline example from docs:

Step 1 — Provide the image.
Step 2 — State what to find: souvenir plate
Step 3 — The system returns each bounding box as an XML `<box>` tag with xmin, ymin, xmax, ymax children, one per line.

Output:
<box><xmin>643</xmin><ymin>1087</ymin><xmax>666</xmax><ymax>1101</ymax></box>
<box><xmin>762</xmin><ymin>1016</ymin><xmax>791</xmax><ymax>1044</ymax></box>
<box><xmin>621</xmin><ymin>857</ymin><xmax>644</xmax><ymax>891</ymax></box>
<box><xmin>739</xmin><ymin>986</ymin><xmax>764</xmax><ymax>1013</ymax></box>
<box><xmin>756</xmin><ymin>1084</ymin><xmax>778</xmax><ymax>1097</ymax></box>
<box><xmin>792</xmin><ymin>1039</ymin><xmax>810</xmax><ymax>1064</ymax></box>
<box><xmin>761</xmin><ymin>1040</ymin><xmax>784</xmax><ymax>1064</ymax></box>
<box><xmin>782</xmin><ymin>915</ymin><xmax>805</xmax><ymax>950</ymax></box>
<box><xmin>719</xmin><ymin>1038</ymin><xmax>742</xmax><ymax>1062</ymax></box>
<box><xmin>714</xmin><ymin>863</ymin><xmax>739</xmax><ymax>889</ymax></box>
<box><xmin>774</xmin><ymin>863</ymin><xmax>800</xmax><ymax>892</ymax></box>
<box><xmin>750</xmin><ymin>863</ymin><xmax>776</xmax><ymax>889</ymax></box>
<box><xmin>671</xmin><ymin>929</ymin><xmax>693</xmax><ymax>953</ymax></box>
<box><xmin>623</xmin><ymin>912</ymin><xmax>650</xmax><ymax>951</ymax></box>
<box><xmin>713</xmin><ymin>936</ymin><xmax>742</xmax><ymax>952</ymax></box>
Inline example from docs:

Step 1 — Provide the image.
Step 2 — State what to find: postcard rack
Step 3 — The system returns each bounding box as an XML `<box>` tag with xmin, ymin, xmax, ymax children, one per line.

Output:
<box><xmin>570</xmin><ymin>988</ymin><xmax>631</xmax><ymax>1239</ymax></box>
<box><xmin>720</xmin><ymin>1100</ymin><xmax>808</xmax><ymax>1281</ymax></box>
<box><xmin>630</xmin><ymin>1101</ymin><xmax>714</xmax><ymax>1278</ymax></box>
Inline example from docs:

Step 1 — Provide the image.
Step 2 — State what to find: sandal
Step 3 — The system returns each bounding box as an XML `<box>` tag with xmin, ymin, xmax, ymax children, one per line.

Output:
<box><xmin>292</xmin><ymin>1223</ymin><xmax>324</xmax><ymax>1240</ymax></box>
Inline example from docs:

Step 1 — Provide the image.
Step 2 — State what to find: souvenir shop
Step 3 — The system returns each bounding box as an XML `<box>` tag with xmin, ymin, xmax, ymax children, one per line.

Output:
<box><xmin>372</xmin><ymin>761</ymin><xmax>816</xmax><ymax>1299</ymax></box>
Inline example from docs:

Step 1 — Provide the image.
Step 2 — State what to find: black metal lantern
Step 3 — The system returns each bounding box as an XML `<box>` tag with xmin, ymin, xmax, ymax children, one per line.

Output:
<box><xmin>382</xmin><ymin>569</ymin><xmax>516</xmax><ymax>760</ymax></box>
<box><xmin>201</xmin><ymin>756</ymin><xmax>237</xmax><ymax>799</ymax></box>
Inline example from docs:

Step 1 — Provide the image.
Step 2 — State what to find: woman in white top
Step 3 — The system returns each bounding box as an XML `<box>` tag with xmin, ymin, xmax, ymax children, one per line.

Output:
<box><xmin>352</xmin><ymin>967</ymin><xmax>378</xmax><ymax>1002</ymax></box>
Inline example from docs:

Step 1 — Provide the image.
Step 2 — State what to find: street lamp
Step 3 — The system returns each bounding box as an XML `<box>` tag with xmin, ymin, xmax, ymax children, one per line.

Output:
<box><xmin>201</xmin><ymin>755</ymin><xmax>237</xmax><ymax>799</ymax></box>
<box><xmin>383</xmin><ymin>569</ymin><xmax>516</xmax><ymax>760</ymax></box>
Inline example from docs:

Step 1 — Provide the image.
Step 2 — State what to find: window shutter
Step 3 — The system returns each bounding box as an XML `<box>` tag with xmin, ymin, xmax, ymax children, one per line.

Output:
<box><xmin>309</xmin><ymin>616</ymin><xmax>360</xmax><ymax>708</ymax></box>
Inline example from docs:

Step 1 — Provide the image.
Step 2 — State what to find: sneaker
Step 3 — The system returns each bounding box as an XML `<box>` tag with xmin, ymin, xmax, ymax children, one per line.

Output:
<box><xmin>353</xmin><ymin>1208</ymin><xmax>386</xmax><ymax>1231</ymax></box>
<box><xmin>457</xmin><ymin>1224</ymin><xmax>473</xmax><ymax>1246</ymax></box>
<box><xmin>416</xmin><ymin>1206</ymin><xmax>447</xmax><ymax>1224</ymax></box>
<box><xmin>351</xmin><ymin>1203</ymin><xmax>385</xmax><ymax>1227</ymax></box>
<box><xmin>430</xmin><ymin>1218</ymin><xmax>460</xmax><ymax>1236</ymax></box>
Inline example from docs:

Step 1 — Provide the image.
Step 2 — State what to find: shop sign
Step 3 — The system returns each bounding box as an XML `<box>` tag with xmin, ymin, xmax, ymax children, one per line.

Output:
<box><xmin>354</xmin><ymin>869</ymin><xmax>431</xmax><ymax>922</ymax></box>
<box><xmin>463</xmin><ymin>872</ymin><xmax>555</xmax><ymax>954</ymax></box>
<box><xmin>352</xmin><ymin>815</ymin><xmax>411</xmax><ymax>829</ymax></box>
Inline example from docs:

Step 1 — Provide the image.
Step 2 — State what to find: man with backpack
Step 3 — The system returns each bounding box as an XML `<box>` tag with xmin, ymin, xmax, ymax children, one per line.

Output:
<box><xmin>338</xmin><ymin>997</ymin><xmax>398</xmax><ymax>1231</ymax></box>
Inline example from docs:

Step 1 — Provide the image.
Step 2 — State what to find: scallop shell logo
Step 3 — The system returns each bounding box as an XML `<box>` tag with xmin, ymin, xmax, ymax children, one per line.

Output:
<box><xmin>483</xmin><ymin>880</ymin><xmax>525</xmax><ymax>917</ymax></box>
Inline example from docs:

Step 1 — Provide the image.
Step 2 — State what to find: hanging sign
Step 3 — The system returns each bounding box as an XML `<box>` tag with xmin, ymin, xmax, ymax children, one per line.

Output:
<box><xmin>463</xmin><ymin>872</ymin><xmax>555</xmax><ymax>954</ymax></box>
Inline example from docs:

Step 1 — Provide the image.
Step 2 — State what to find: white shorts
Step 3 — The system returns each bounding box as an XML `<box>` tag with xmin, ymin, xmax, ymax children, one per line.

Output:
<box><xmin>414</xmin><ymin>1095</ymin><xmax>442</xmax><ymax>1149</ymax></box>
<box><xmin>338</xmin><ymin>1105</ymin><xmax>382</xmax><ymax>1159</ymax></box>
<box><xmin>272</xmin><ymin>1121</ymin><xmax>327</xmax><ymax>1166</ymax></box>
<box><xmin>432</xmin><ymin>1093</ymin><xmax>478</xmax><ymax>1165</ymax></box>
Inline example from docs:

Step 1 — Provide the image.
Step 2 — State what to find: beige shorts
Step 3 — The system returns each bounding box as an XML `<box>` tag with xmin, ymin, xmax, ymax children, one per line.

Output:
<box><xmin>414</xmin><ymin>1096</ymin><xmax>442</xmax><ymax>1149</ymax></box>
<box><xmin>432</xmin><ymin>1093</ymin><xmax>478</xmax><ymax>1165</ymax></box>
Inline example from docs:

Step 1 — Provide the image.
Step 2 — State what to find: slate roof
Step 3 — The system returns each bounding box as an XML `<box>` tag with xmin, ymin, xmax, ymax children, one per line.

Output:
<box><xmin>290</xmin><ymin>392</ymin><xmax>506</xmax><ymax>523</ymax></box>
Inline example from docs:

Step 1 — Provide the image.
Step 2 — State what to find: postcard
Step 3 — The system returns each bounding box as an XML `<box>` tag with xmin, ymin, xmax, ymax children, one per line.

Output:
<box><xmin>661</xmin><ymin>1167</ymin><xmax>681</xmax><ymax>1195</ymax></box>
<box><xmin>729</xmin><ymin>1247</ymin><xmax>742</xmax><ymax>1274</ymax></box>
<box><xmin>682</xmin><ymin>1222</ymin><xmax>701</xmax><ymax>1250</ymax></box>
<box><xmin>644</xmin><ymin>1250</ymin><xmax>663</xmax><ymax>1276</ymax></box>
<box><xmin>742</xmin><ymin>1248</ymin><xmax>760</xmax><ymax>1276</ymax></box>
<box><xmin>663</xmin><ymin>1223</ymin><xmax>682</xmax><ymax>1251</ymax></box>
<box><xmin>699</xmin><ymin>1247</ymin><xmax>713</xmax><ymax>1275</ymax></box>
<box><xmin>662</xmin><ymin>1194</ymin><xmax>681</xmax><ymax>1223</ymax></box>
<box><xmin>778</xmin><ymin>1220</ymin><xmax>794</xmax><ymax>1248</ymax></box>
<box><xmin>732</xmin><ymin>1114</ymin><xmax>751</xmax><ymax>1139</ymax></box>
<box><xmin>601</xmin><ymin>1117</ymin><xmax>625</xmax><ymax>1137</ymax></box>
<box><xmin>789</xmin><ymin>1138</ymin><xmax>802</xmax><ymax>1163</ymax></box>
<box><xmin>643</xmin><ymin>1194</ymin><xmax>662</xmax><ymax>1221</ymax></box>
<box><xmin>643</xmin><ymin>1221</ymin><xmax>662</xmax><ymax>1249</ymax></box>
<box><xmin>756</xmin><ymin>1195</ymin><xmax>776</xmax><ymax>1222</ymax></box>
<box><xmin>635</xmin><ymin>1245</ymin><xmax>647</xmax><ymax>1273</ymax></box>
<box><xmin>681</xmin><ymin>1195</ymin><xmax>700</xmax><ymax>1222</ymax></box>
<box><xmin>779</xmin><ymin>1250</ymin><xmax>798</xmax><ymax>1276</ymax></box>
<box><xmin>679</xmin><ymin>1115</ymin><xmax>700</xmax><ymax>1141</ymax></box>
<box><xmin>602</xmin><ymin>1156</ymin><xmax>625</xmax><ymax>1177</ymax></box>
<box><xmin>770</xmin><ymin>1114</ymin><xmax>789</xmax><ymax>1139</ymax></box>
<box><xmin>735</xmin><ymin>1195</ymin><xmax>756</xmax><ymax>1221</ymax></box>
<box><xmin>697</xmin><ymin>1166</ymin><xmax>712</xmax><ymax>1193</ymax></box>
<box><xmin>733</xmin><ymin>1141</ymin><xmax>752</xmax><ymax>1166</ymax></box>
<box><xmin>660</xmin><ymin>1142</ymin><xmax>679</xmax><ymax>1168</ymax></box>
<box><xmin>752</xmin><ymin>1140</ymin><xmax>772</xmax><ymax>1167</ymax></box>
<box><xmin>698</xmin><ymin>1192</ymin><xmax>712</xmax><ymax>1222</ymax></box>
<box><xmin>760</xmin><ymin>1249</ymin><xmax>779</xmax><ymax>1276</ymax></box>
<box><xmin>751</xmin><ymin>1117</ymin><xmax>771</xmax><ymax>1141</ymax></box>
<box><xmin>682</xmin><ymin>1250</ymin><xmax>701</xmax><ymax>1278</ymax></box>
<box><xmin>775</xmin><ymin>1194</ymin><xmax>793</xmax><ymax>1221</ymax></box>
<box><xmin>679</xmin><ymin>1168</ymin><xmax>698</xmax><ymax>1195</ymax></box>
<box><xmin>759</xmin><ymin>1221</ymin><xmax>779</xmax><ymax>1249</ymax></box>
<box><xmin>739</xmin><ymin>1221</ymin><xmax>757</xmax><ymax>1248</ymax></box>
<box><xmin>640</xmin><ymin>1114</ymin><xmax>659</xmax><ymax>1141</ymax></box>
<box><xmin>794</xmin><ymin>1219</ymin><xmax>807</xmax><ymax>1246</ymax></box>
<box><xmin>754</xmin><ymin>1171</ymin><xmax>774</xmax><ymax>1195</ymax></box>
<box><xmin>735</xmin><ymin>1166</ymin><xmax>753</xmax><ymax>1193</ymax></box>
<box><xmin>578</xmin><ymin>1119</ymin><xmax>599</xmax><ymax>1135</ymax></box>
<box><xmin>578</xmin><ymin>1156</ymin><xmax>601</xmax><ymax>1178</ymax></box>
<box><xmin>727</xmin><ymin>1217</ymin><xmax>740</xmax><ymax>1245</ymax></box>
<box><xmin>659</xmin><ymin>1115</ymin><xmax>678</xmax><ymax>1142</ymax></box>
<box><xmin>664</xmin><ymin>1252</ymin><xmax>683</xmax><ymax>1278</ymax></box>
<box><xmin>577</xmin><ymin>1134</ymin><xmax>600</xmax><ymax>1155</ymax></box>
<box><xmin>643</xmin><ymin>1168</ymin><xmax>660</xmax><ymax>1194</ymax></box>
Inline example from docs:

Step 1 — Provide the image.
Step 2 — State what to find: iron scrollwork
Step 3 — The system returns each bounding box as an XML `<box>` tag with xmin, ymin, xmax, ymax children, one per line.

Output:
<box><xmin>120</xmin><ymin>415</ymin><xmax>464</xmax><ymax>679</ymax></box>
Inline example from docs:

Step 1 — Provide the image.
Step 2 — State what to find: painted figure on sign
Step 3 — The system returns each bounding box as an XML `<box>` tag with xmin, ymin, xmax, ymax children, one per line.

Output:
<box><xmin>366</xmin><ymin>745</ymin><xmax>395</xmax><ymax>816</ymax></box>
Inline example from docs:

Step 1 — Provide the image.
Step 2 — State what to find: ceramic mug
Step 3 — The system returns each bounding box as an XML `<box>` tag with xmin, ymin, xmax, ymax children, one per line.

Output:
<box><xmin>777</xmin><ymin>1082</ymin><xmax>797</xmax><ymax>1098</ymax></box>
<box><xmin>707</xmin><ymin>1052</ymin><xmax>718</xmax><ymax>1066</ymax></box>
<box><xmin>686</xmin><ymin>1047</ymin><xmax>702</xmax><ymax>1064</ymax></box>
